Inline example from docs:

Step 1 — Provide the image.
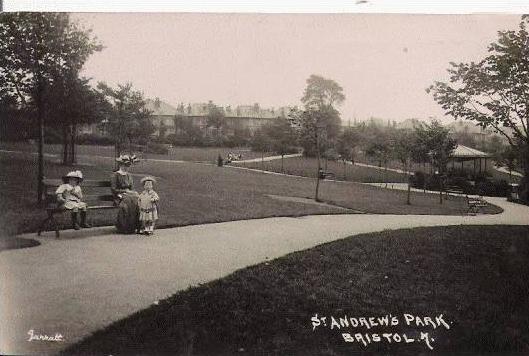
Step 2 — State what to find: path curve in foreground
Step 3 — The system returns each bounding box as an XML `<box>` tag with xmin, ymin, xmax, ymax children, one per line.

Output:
<box><xmin>0</xmin><ymin>197</ymin><xmax>528</xmax><ymax>355</ymax></box>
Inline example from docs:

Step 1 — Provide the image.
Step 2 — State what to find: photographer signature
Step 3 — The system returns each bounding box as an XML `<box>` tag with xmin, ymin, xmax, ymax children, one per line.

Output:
<box><xmin>27</xmin><ymin>329</ymin><xmax>64</xmax><ymax>342</ymax></box>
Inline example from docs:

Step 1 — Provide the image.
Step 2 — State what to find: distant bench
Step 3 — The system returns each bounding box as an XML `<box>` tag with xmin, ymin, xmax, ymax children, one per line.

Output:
<box><xmin>318</xmin><ymin>170</ymin><xmax>336</xmax><ymax>180</ymax></box>
<box><xmin>37</xmin><ymin>178</ymin><xmax>116</xmax><ymax>238</ymax></box>
<box><xmin>445</xmin><ymin>185</ymin><xmax>464</xmax><ymax>197</ymax></box>
<box><xmin>466</xmin><ymin>195</ymin><xmax>488</xmax><ymax>215</ymax></box>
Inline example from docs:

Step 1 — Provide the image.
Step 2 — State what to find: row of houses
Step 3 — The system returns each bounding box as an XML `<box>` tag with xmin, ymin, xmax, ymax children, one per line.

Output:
<box><xmin>80</xmin><ymin>99</ymin><xmax>293</xmax><ymax>137</ymax></box>
<box><xmin>146</xmin><ymin>99</ymin><xmax>292</xmax><ymax>136</ymax></box>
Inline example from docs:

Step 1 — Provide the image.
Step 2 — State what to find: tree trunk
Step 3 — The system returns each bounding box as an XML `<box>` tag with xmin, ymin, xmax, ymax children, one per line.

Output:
<box><xmin>70</xmin><ymin>122</ymin><xmax>77</xmax><ymax>164</ymax></box>
<box><xmin>439</xmin><ymin>173</ymin><xmax>444</xmax><ymax>204</ymax></box>
<box><xmin>407</xmin><ymin>179</ymin><xmax>411</xmax><ymax>205</ymax></box>
<box><xmin>62</xmin><ymin>125</ymin><xmax>69</xmax><ymax>165</ymax></box>
<box><xmin>520</xmin><ymin>147</ymin><xmax>529</xmax><ymax>203</ymax></box>
<box><xmin>37</xmin><ymin>106</ymin><xmax>44</xmax><ymax>204</ymax></box>
<box><xmin>37</xmin><ymin>94</ymin><xmax>44</xmax><ymax>205</ymax></box>
<box><xmin>281</xmin><ymin>154</ymin><xmax>284</xmax><ymax>173</ymax></box>
<box><xmin>315</xmin><ymin>133</ymin><xmax>321</xmax><ymax>202</ymax></box>
<box><xmin>384</xmin><ymin>162</ymin><xmax>388</xmax><ymax>188</ymax></box>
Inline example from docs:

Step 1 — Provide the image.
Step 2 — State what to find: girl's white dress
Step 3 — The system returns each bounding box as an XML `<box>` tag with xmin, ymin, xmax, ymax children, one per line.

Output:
<box><xmin>55</xmin><ymin>184</ymin><xmax>87</xmax><ymax>211</ymax></box>
<box><xmin>138</xmin><ymin>190</ymin><xmax>159</xmax><ymax>222</ymax></box>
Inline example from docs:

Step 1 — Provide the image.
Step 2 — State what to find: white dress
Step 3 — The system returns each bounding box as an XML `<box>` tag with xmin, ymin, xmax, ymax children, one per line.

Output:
<box><xmin>55</xmin><ymin>184</ymin><xmax>87</xmax><ymax>211</ymax></box>
<box><xmin>138</xmin><ymin>190</ymin><xmax>159</xmax><ymax>222</ymax></box>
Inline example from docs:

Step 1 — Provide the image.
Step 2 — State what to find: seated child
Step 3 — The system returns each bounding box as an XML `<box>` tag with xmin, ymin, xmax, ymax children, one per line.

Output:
<box><xmin>138</xmin><ymin>176</ymin><xmax>160</xmax><ymax>235</ymax></box>
<box><xmin>56</xmin><ymin>170</ymin><xmax>90</xmax><ymax>230</ymax></box>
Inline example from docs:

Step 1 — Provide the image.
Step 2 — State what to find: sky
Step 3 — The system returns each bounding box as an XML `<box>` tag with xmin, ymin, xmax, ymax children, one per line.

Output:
<box><xmin>75</xmin><ymin>13</ymin><xmax>521</xmax><ymax>122</ymax></box>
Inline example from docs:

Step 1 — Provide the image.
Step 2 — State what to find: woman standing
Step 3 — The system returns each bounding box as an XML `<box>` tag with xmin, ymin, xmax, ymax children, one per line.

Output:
<box><xmin>111</xmin><ymin>154</ymin><xmax>140</xmax><ymax>233</ymax></box>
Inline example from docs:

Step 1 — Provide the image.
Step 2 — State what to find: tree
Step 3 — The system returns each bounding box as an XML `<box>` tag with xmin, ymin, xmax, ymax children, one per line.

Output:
<box><xmin>336</xmin><ymin>127</ymin><xmax>360</xmax><ymax>179</ymax></box>
<box><xmin>290</xmin><ymin>105</ymin><xmax>341</xmax><ymax>201</ymax></box>
<box><xmin>427</xmin><ymin>16</ymin><xmax>529</xmax><ymax>202</ymax></box>
<box><xmin>336</xmin><ymin>127</ymin><xmax>360</xmax><ymax>162</ymax></box>
<box><xmin>292</xmin><ymin>75</ymin><xmax>345</xmax><ymax>201</ymax></box>
<box><xmin>391</xmin><ymin>129</ymin><xmax>417</xmax><ymax>174</ymax></box>
<box><xmin>206</xmin><ymin>101</ymin><xmax>226</xmax><ymax>142</ymax></box>
<box><xmin>172</xmin><ymin>115</ymin><xmax>204</xmax><ymax>146</ymax></box>
<box><xmin>158</xmin><ymin>121</ymin><xmax>168</xmax><ymax>142</ymax></box>
<box><xmin>498</xmin><ymin>145</ymin><xmax>520</xmax><ymax>182</ymax></box>
<box><xmin>249</xmin><ymin>129</ymin><xmax>269</xmax><ymax>169</ymax></box>
<box><xmin>301</xmin><ymin>74</ymin><xmax>346</xmax><ymax>109</ymax></box>
<box><xmin>0</xmin><ymin>13</ymin><xmax>102</xmax><ymax>202</ymax></box>
<box><xmin>365</xmin><ymin>135</ymin><xmax>392</xmax><ymax>185</ymax></box>
<box><xmin>414</xmin><ymin>120</ymin><xmax>456</xmax><ymax>203</ymax></box>
<box><xmin>97</xmin><ymin>82</ymin><xmax>154</xmax><ymax>158</ymax></box>
<box><xmin>262</xmin><ymin>117</ymin><xmax>297</xmax><ymax>172</ymax></box>
<box><xmin>389</xmin><ymin>129</ymin><xmax>419</xmax><ymax>204</ymax></box>
<box><xmin>46</xmin><ymin>75</ymin><xmax>109</xmax><ymax>165</ymax></box>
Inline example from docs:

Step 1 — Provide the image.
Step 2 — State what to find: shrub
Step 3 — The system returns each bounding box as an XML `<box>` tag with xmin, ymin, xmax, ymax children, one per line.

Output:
<box><xmin>222</xmin><ymin>135</ymin><xmax>248</xmax><ymax>148</ymax></box>
<box><xmin>410</xmin><ymin>171</ymin><xmax>426</xmax><ymax>188</ymax></box>
<box><xmin>76</xmin><ymin>133</ymin><xmax>115</xmax><ymax>146</ymax></box>
<box><xmin>144</xmin><ymin>142</ymin><xmax>169</xmax><ymax>154</ymax></box>
<box><xmin>475</xmin><ymin>179</ymin><xmax>510</xmax><ymax>197</ymax></box>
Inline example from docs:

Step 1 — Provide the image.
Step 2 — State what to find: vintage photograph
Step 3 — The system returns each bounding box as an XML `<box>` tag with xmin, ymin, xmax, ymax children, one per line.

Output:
<box><xmin>1</xmin><ymin>7</ymin><xmax>529</xmax><ymax>356</ymax></box>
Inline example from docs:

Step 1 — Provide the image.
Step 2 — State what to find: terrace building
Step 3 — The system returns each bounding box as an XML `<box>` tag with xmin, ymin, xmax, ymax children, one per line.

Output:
<box><xmin>146</xmin><ymin>98</ymin><xmax>290</xmax><ymax>137</ymax></box>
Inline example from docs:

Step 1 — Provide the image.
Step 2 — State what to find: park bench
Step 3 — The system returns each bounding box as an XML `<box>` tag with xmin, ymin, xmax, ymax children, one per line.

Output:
<box><xmin>466</xmin><ymin>194</ymin><xmax>488</xmax><ymax>215</ymax></box>
<box><xmin>445</xmin><ymin>185</ymin><xmax>464</xmax><ymax>198</ymax></box>
<box><xmin>37</xmin><ymin>178</ymin><xmax>115</xmax><ymax>238</ymax></box>
<box><xmin>318</xmin><ymin>170</ymin><xmax>336</xmax><ymax>180</ymax></box>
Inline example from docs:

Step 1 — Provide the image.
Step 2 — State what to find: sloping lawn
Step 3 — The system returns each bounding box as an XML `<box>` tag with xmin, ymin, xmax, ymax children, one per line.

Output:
<box><xmin>242</xmin><ymin>156</ymin><xmax>409</xmax><ymax>183</ymax></box>
<box><xmin>0</xmin><ymin>152</ymin><xmax>500</xmax><ymax>240</ymax></box>
<box><xmin>0</xmin><ymin>142</ymin><xmax>270</xmax><ymax>162</ymax></box>
<box><xmin>63</xmin><ymin>225</ymin><xmax>529</xmax><ymax>355</ymax></box>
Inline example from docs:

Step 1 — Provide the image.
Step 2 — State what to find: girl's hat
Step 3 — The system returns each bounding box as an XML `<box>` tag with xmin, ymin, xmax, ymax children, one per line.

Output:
<box><xmin>62</xmin><ymin>170</ymin><xmax>83</xmax><ymax>182</ymax></box>
<box><xmin>116</xmin><ymin>154</ymin><xmax>139</xmax><ymax>165</ymax></box>
<box><xmin>140</xmin><ymin>176</ymin><xmax>156</xmax><ymax>184</ymax></box>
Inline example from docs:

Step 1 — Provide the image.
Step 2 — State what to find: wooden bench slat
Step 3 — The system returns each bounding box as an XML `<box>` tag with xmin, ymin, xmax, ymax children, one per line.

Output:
<box><xmin>83</xmin><ymin>194</ymin><xmax>115</xmax><ymax>201</ymax></box>
<box><xmin>44</xmin><ymin>195</ymin><xmax>114</xmax><ymax>202</ymax></box>
<box><xmin>88</xmin><ymin>205</ymin><xmax>115</xmax><ymax>209</ymax></box>
<box><xmin>43</xmin><ymin>179</ymin><xmax>111</xmax><ymax>188</ymax></box>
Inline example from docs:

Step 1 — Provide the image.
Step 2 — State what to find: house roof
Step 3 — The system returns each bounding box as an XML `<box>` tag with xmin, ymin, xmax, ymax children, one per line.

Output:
<box><xmin>145</xmin><ymin>99</ymin><xmax>178</xmax><ymax>116</ymax></box>
<box><xmin>451</xmin><ymin>144</ymin><xmax>491</xmax><ymax>159</ymax></box>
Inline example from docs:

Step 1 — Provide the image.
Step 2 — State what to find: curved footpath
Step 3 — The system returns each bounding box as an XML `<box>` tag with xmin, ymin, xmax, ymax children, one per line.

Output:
<box><xmin>1</xmin><ymin>197</ymin><xmax>528</xmax><ymax>355</ymax></box>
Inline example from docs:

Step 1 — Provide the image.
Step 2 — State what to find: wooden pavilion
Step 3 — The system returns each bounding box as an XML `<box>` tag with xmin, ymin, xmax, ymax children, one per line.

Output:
<box><xmin>449</xmin><ymin>144</ymin><xmax>491</xmax><ymax>175</ymax></box>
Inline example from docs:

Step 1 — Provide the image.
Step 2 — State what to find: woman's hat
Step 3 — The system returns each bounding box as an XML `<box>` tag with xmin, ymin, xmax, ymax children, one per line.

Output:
<box><xmin>62</xmin><ymin>170</ymin><xmax>83</xmax><ymax>182</ymax></box>
<box><xmin>140</xmin><ymin>176</ymin><xmax>156</xmax><ymax>185</ymax></box>
<box><xmin>116</xmin><ymin>154</ymin><xmax>139</xmax><ymax>165</ymax></box>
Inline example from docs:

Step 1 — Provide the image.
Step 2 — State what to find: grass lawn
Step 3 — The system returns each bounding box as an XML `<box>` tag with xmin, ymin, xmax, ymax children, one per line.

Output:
<box><xmin>0</xmin><ymin>151</ymin><xmax>501</xmax><ymax>240</ymax></box>
<box><xmin>0</xmin><ymin>142</ymin><xmax>271</xmax><ymax>163</ymax></box>
<box><xmin>242</xmin><ymin>156</ymin><xmax>409</xmax><ymax>183</ymax></box>
<box><xmin>62</xmin><ymin>225</ymin><xmax>529</xmax><ymax>355</ymax></box>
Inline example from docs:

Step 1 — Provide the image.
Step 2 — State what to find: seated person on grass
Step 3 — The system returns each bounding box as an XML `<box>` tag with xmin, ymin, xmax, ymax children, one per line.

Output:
<box><xmin>55</xmin><ymin>170</ymin><xmax>91</xmax><ymax>230</ymax></box>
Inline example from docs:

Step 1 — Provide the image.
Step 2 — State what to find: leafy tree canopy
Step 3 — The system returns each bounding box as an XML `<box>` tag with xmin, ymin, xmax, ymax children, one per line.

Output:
<box><xmin>301</xmin><ymin>74</ymin><xmax>345</xmax><ymax>109</ymax></box>
<box><xmin>97</xmin><ymin>82</ymin><xmax>153</xmax><ymax>152</ymax></box>
<box><xmin>0</xmin><ymin>12</ymin><xmax>102</xmax><ymax>108</ymax></box>
<box><xmin>427</xmin><ymin>17</ymin><xmax>529</xmax><ymax>153</ymax></box>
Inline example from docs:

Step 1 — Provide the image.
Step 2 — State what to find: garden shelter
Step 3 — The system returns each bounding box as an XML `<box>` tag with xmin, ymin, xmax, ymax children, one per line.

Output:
<box><xmin>449</xmin><ymin>144</ymin><xmax>491</xmax><ymax>175</ymax></box>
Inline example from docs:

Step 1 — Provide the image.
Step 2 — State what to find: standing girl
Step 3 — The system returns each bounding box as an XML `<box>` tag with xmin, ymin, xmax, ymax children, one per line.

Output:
<box><xmin>138</xmin><ymin>176</ymin><xmax>160</xmax><ymax>235</ymax></box>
